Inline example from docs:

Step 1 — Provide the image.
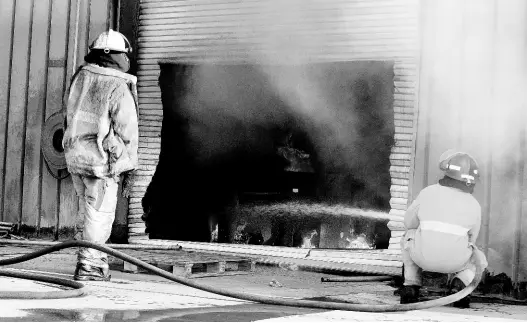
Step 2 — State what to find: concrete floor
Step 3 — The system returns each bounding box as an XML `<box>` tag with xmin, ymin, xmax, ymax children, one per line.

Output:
<box><xmin>1</xmin><ymin>244</ymin><xmax>527</xmax><ymax>322</ymax></box>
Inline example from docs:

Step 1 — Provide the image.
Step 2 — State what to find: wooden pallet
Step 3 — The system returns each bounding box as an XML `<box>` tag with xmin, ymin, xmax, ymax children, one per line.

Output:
<box><xmin>108</xmin><ymin>250</ymin><xmax>255</xmax><ymax>278</ymax></box>
<box><xmin>0</xmin><ymin>222</ymin><xmax>15</xmax><ymax>236</ymax></box>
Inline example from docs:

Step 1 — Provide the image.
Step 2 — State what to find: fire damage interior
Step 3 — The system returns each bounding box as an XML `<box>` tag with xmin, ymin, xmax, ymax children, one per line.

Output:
<box><xmin>141</xmin><ymin>61</ymin><xmax>395</xmax><ymax>249</ymax></box>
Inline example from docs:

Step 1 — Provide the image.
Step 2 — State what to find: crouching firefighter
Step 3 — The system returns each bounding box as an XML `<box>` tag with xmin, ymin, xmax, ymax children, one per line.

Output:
<box><xmin>62</xmin><ymin>29</ymin><xmax>139</xmax><ymax>281</ymax></box>
<box><xmin>400</xmin><ymin>150</ymin><xmax>488</xmax><ymax>308</ymax></box>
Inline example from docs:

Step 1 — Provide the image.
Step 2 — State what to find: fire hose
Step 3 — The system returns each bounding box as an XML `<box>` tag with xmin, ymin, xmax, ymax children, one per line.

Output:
<box><xmin>0</xmin><ymin>240</ymin><xmax>484</xmax><ymax>312</ymax></box>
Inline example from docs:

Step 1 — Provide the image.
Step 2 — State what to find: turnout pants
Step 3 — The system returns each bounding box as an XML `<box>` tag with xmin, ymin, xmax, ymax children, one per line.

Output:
<box><xmin>72</xmin><ymin>174</ymin><xmax>119</xmax><ymax>269</ymax></box>
<box><xmin>401</xmin><ymin>229</ymin><xmax>488</xmax><ymax>287</ymax></box>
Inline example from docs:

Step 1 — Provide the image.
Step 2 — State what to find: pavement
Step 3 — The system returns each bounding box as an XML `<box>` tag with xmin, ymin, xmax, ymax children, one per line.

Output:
<box><xmin>1</xmin><ymin>244</ymin><xmax>527</xmax><ymax>322</ymax></box>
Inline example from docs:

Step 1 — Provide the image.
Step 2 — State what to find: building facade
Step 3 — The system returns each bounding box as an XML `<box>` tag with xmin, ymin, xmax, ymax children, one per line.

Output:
<box><xmin>1</xmin><ymin>0</ymin><xmax>525</xmax><ymax>283</ymax></box>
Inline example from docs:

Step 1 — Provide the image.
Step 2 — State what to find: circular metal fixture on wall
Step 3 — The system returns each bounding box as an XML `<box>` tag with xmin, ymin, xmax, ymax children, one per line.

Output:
<box><xmin>41</xmin><ymin>111</ymin><xmax>69</xmax><ymax>179</ymax></box>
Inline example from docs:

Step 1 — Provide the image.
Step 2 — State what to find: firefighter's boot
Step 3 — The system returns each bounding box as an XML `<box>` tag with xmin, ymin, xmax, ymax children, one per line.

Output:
<box><xmin>400</xmin><ymin>285</ymin><xmax>420</xmax><ymax>304</ymax></box>
<box><xmin>449</xmin><ymin>277</ymin><xmax>471</xmax><ymax>308</ymax></box>
<box><xmin>74</xmin><ymin>263</ymin><xmax>111</xmax><ymax>281</ymax></box>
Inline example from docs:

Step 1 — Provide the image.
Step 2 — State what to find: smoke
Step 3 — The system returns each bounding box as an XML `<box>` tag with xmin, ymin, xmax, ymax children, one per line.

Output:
<box><xmin>239</xmin><ymin>0</ymin><xmax>359</xmax><ymax>172</ymax></box>
<box><xmin>180</xmin><ymin>64</ymin><xmax>292</xmax><ymax>163</ymax></box>
<box><xmin>242</xmin><ymin>2</ymin><xmax>395</xmax><ymax>205</ymax></box>
<box><xmin>174</xmin><ymin>0</ymin><xmax>395</xmax><ymax>207</ymax></box>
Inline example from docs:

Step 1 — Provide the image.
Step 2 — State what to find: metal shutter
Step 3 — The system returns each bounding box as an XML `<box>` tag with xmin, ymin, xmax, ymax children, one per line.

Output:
<box><xmin>131</xmin><ymin>0</ymin><xmax>420</xmax><ymax>246</ymax></box>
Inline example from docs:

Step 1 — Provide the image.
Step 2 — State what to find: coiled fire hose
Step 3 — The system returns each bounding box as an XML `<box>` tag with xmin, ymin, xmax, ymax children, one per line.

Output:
<box><xmin>0</xmin><ymin>240</ymin><xmax>484</xmax><ymax>312</ymax></box>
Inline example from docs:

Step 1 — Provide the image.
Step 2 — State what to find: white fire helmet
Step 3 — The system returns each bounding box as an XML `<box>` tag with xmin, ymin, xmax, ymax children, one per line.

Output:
<box><xmin>89</xmin><ymin>29</ymin><xmax>132</xmax><ymax>54</ymax></box>
<box><xmin>438</xmin><ymin>149</ymin><xmax>480</xmax><ymax>185</ymax></box>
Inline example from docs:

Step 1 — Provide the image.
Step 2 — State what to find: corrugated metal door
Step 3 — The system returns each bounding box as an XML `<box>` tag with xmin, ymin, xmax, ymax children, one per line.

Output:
<box><xmin>130</xmin><ymin>0</ymin><xmax>420</xmax><ymax>245</ymax></box>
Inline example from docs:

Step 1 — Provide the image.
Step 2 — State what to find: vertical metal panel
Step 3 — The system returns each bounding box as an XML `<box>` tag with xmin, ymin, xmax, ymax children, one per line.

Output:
<box><xmin>420</xmin><ymin>0</ymin><xmax>464</xmax><ymax>186</ymax></box>
<box><xmin>41</xmin><ymin>0</ymin><xmax>71</xmax><ymax>229</ymax></box>
<box><xmin>114</xmin><ymin>0</ymin><xmax>121</xmax><ymax>30</ymax></box>
<box><xmin>89</xmin><ymin>0</ymin><xmax>111</xmax><ymax>43</ymax></box>
<box><xmin>490</xmin><ymin>0</ymin><xmax>527</xmax><ymax>284</ymax></box>
<box><xmin>3</xmin><ymin>0</ymin><xmax>35</xmax><ymax>224</ymax></box>
<box><xmin>516</xmin><ymin>126</ymin><xmax>527</xmax><ymax>283</ymax></box>
<box><xmin>456</xmin><ymin>0</ymin><xmax>496</xmax><ymax>259</ymax></box>
<box><xmin>56</xmin><ymin>0</ymin><xmax>77</xmax><ymax>230</ymax></box>
<box><xmin>0</xmin><ymin>0</ymin><xmax>17</xmax><ymax>222</ymax></box>
<box><xmin>521</xmin><ymin>133</ymin><xmax>527</xmax><ymax>282</ymax></box>
<box><xmin>411</xmin><ymin>0</ymin><xmax>437</xmax><ymax>198</ymax></box>
<box><xmin>107</xmin><ymin>0</ymin><xmax>116</xmax><ymax>30</ymax></box>
<box><xmin>21</xmin><ymin>0</ymin><xmax>53</xmax><ymax>227</ymax></box>
<box><xmin>404</xmin><ymin>0</ymin><xmax>423</xmax><ymax>207</ymax></box>
<box><xmin>84</xmin><ymin>0</ymin><xmax>92</xmax><ymax>52</ymax></box>
<box><xmin>64</xmin><ymin>0</ymin><xmax>81</xmax><ymax>88</ymax></box>
<box><xmin>76</xmin><ymin>0</ymin><xmax>91</xmax><ymax>69</ymax></box>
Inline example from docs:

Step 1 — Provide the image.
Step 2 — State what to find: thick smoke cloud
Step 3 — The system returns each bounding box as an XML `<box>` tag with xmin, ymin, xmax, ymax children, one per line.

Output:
<box><xmin>171</xmin><ymin>0</ymin><xmax>396</xmax><ymax>207</ymax></box>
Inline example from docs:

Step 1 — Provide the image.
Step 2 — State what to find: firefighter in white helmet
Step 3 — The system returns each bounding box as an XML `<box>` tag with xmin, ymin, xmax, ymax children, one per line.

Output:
<box><xmin>399</xmin><ymin>149</ymin><xmax>488</xmax><ymax>307</ymax></box>
<box><xmin>62</xmin><ymin>29</ymin><xmax>138</xmax><ymax>281</ymax></box>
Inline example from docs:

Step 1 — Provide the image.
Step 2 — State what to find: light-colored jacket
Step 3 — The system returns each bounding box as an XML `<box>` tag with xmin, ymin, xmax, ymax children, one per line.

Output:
<box><xmin>62</xmin><ymin>64</ymin><xmax>139</xmax><ymax>178</ymax></box>
<box><xmin>404</xmin><ymin>184</ymin><xmax>481</xmax><ymax>273</ymax></box>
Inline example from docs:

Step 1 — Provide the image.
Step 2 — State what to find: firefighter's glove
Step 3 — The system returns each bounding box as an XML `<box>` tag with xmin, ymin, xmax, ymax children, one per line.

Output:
<box><xmin>122</xmin><ymin>170</ymin><xmax>137</xmax><ymax>198</ymax></box>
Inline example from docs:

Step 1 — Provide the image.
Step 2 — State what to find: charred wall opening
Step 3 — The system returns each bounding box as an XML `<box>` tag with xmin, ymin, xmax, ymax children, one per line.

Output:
<box><xmin>141</xmin><ymin>62</ymin><xmax>395</xmax><ymax>249</ymax></box>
